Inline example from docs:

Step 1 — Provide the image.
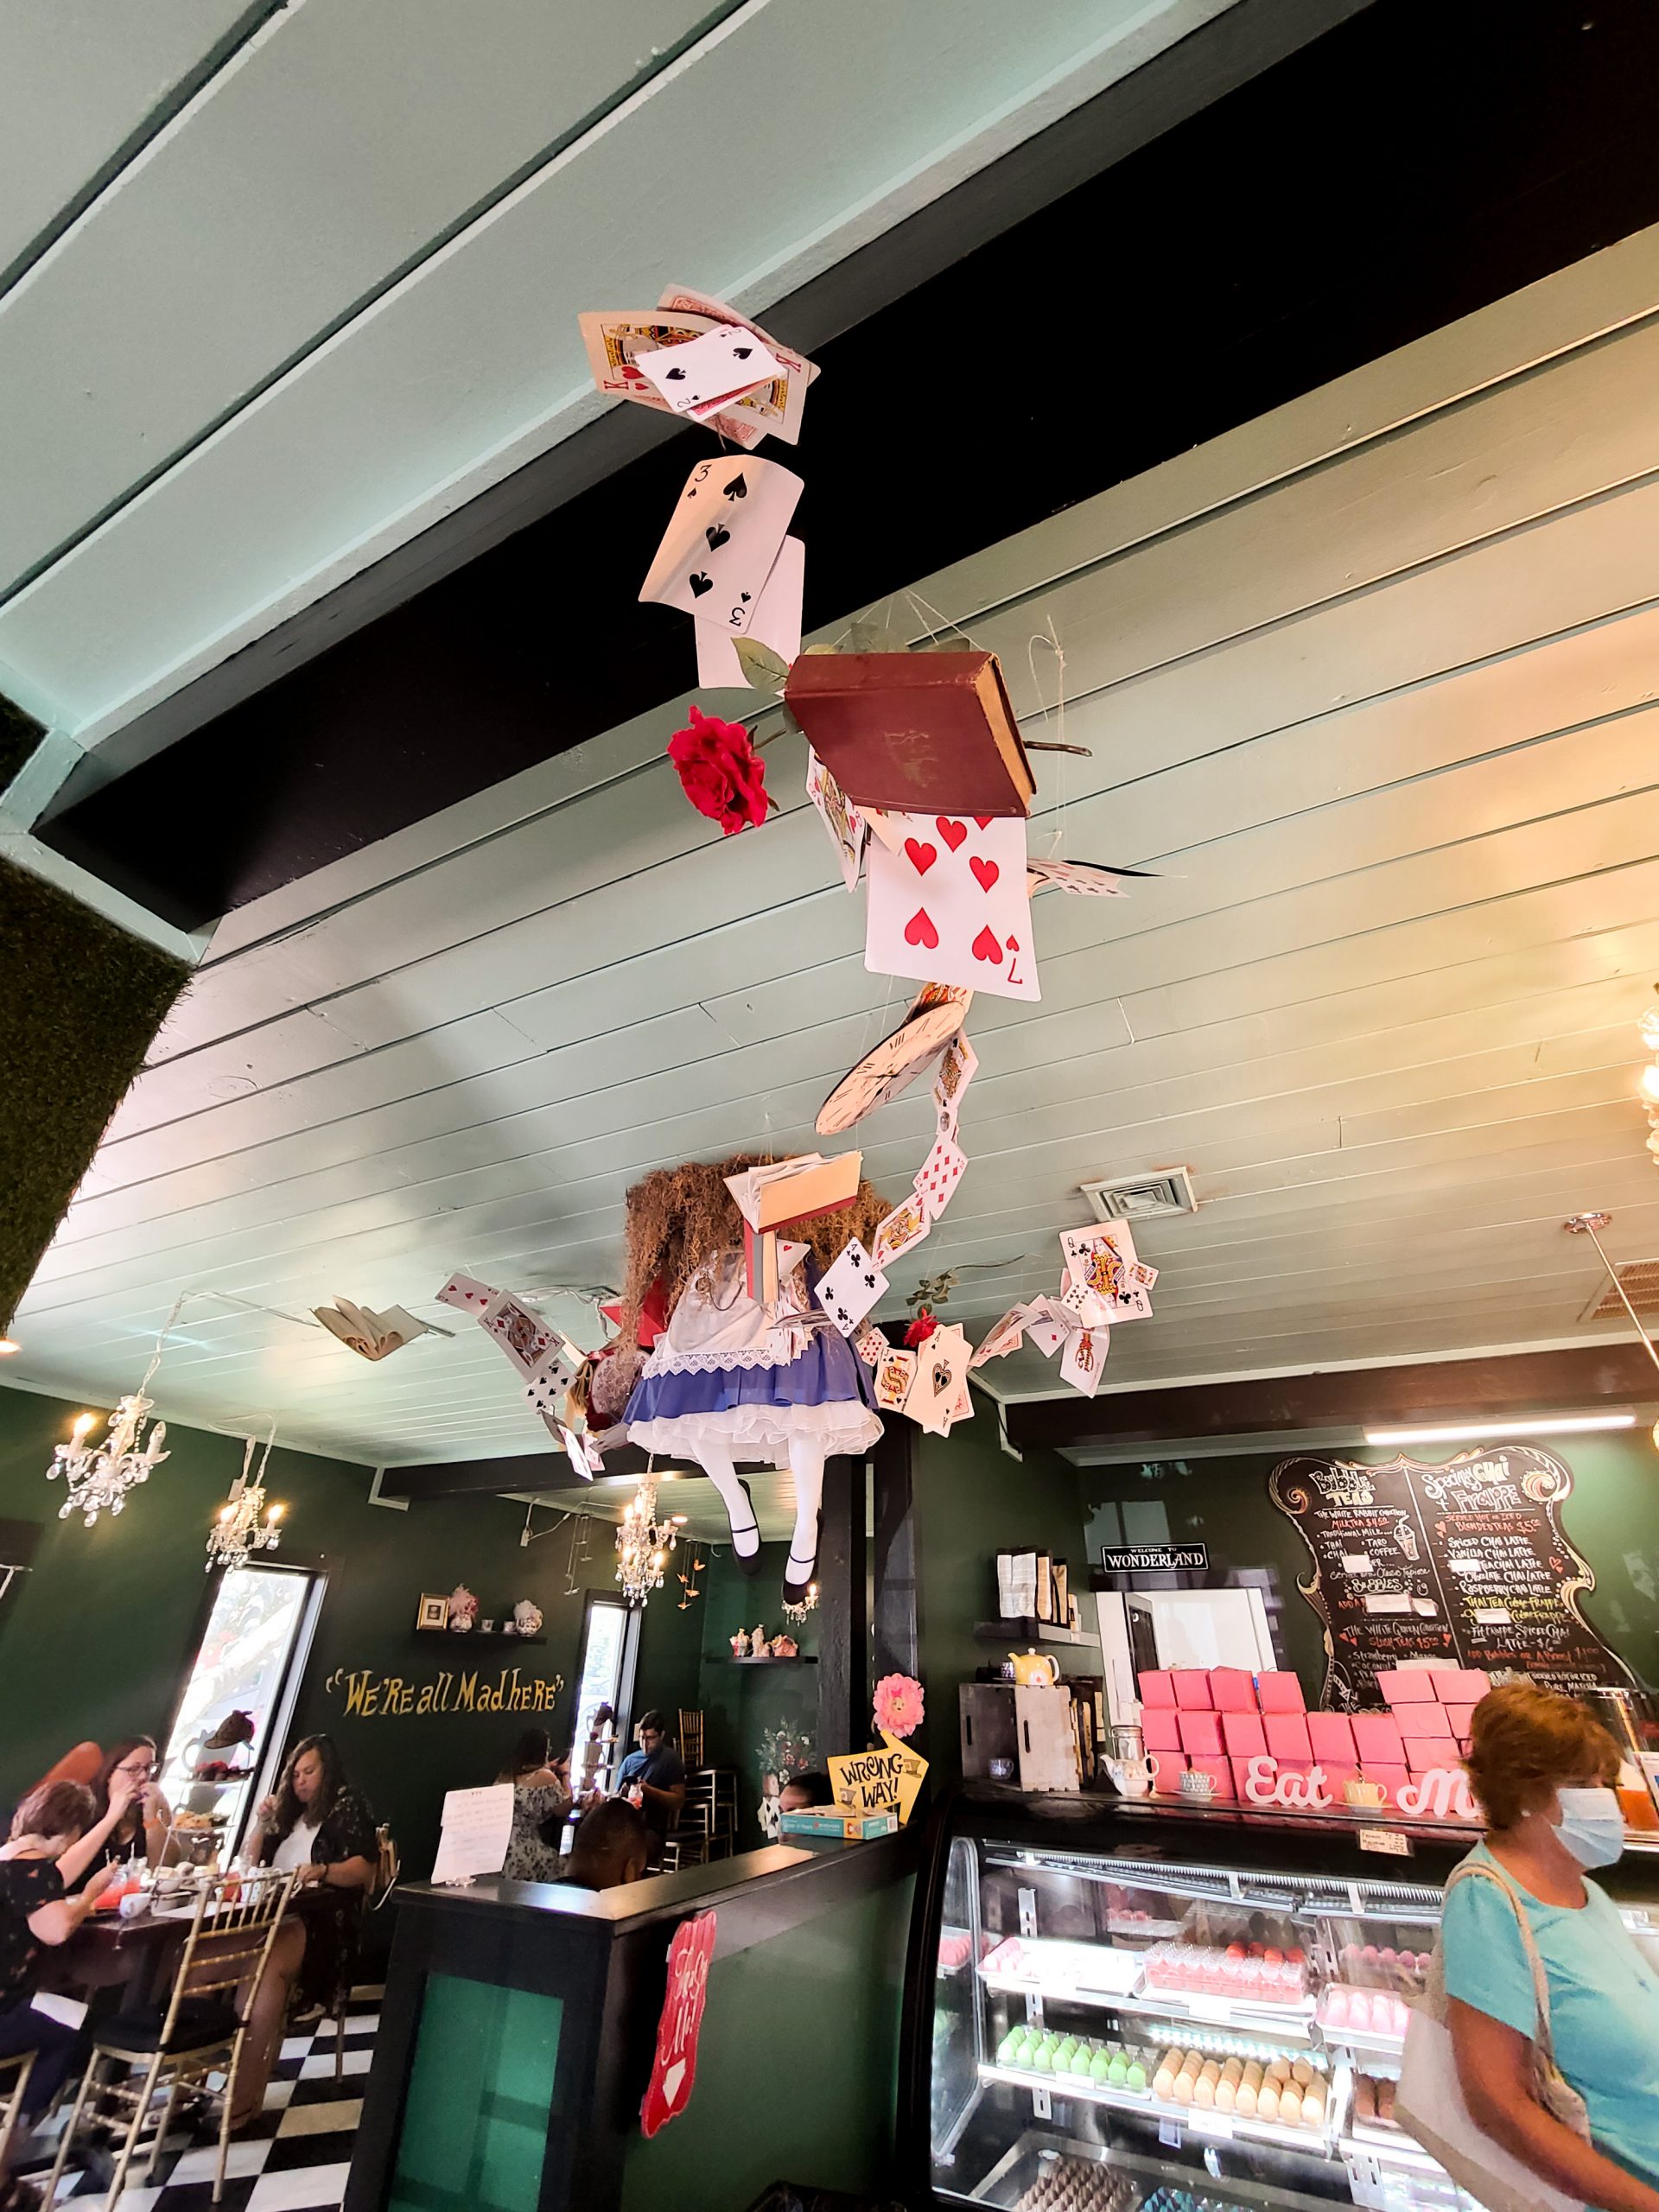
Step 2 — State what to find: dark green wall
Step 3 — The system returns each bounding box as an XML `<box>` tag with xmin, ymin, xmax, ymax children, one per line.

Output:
<box><xmin>912</xmin><ymin>1412</ymin><xmax>1094</xmax><ymax>1777</ymax></box>
<box><xmin>693</xmin><ymin>1540</ymin><xmax>821</xmax><ymax>1842</ymax></box>
<box><xmin>0</xmin><ymin>1385</ymin><xmax>690</xmax><ymax>1872</ymax></box>
<box><xmin>1077</xmin><ymin>1435</ymin><xmax>1659</xmax><ymax>1698</ymax></box>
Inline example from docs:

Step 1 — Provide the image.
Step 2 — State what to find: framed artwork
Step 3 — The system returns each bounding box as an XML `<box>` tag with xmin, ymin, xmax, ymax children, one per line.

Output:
<box><xmin>416</xmin><ymin>1593</ymin><xmax>448</xmax><ymax>1631</ymax></box>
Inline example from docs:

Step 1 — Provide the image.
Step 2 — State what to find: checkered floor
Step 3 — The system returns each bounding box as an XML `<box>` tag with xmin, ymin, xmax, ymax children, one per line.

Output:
<box><xmin>22</xmin><ymin>1989</ymin><xmax>379</xmax><ymax>2210</ymax></box>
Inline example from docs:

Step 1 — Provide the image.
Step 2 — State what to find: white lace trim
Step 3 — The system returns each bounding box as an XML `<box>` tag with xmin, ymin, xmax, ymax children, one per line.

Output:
<box><xmin>627</xmin><ymin>1402</ymin><xmax>883</xmax><ymax>1462</ymax></box>
<box><xmin>642</xmin><ymin>1332</ymin><xmax>808</xmax><ymax>1377</ymax></box>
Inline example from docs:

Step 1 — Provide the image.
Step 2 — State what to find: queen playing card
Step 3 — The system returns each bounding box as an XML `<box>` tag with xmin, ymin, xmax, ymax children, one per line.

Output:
<box><xmin>640</xmin><ymin>455</ymin><xmax>803</xmax><ymax>633</ymax></box>
<box><xmin>1059</xmin><ymin>1223</ymin><xmax>1154</xmax><ymax>1322</ymax></box>
<box><xmin>864</xmin><ymin>810</ymin><xmax>1039</xmax><ymax>1001</ymax></box>
<box><xmin>814</xmin><ymin>1238</ymin><xmax>889</xmax><ymax>1337</ymax></box>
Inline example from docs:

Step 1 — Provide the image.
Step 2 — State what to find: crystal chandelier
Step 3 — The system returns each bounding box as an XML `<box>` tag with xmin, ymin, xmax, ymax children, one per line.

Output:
<box><xmin>207</xmin><ymin>1429</ymin><xmax>285</xmax><ymax>1572</ymax></box>
<box><xmin>614</xmin><ymin>1476</ymin><xmax>687</xmax><ymax>1608</ymax></box>
<box><xmin>48</xmin><ymin>1395</ymin><xmax>170</xmax><ymax>1526</ymax></box>
<box><xmin>781</xmin><ymin>1580</ymin><xmax>820</xmax><ymax>1625</ymax></box>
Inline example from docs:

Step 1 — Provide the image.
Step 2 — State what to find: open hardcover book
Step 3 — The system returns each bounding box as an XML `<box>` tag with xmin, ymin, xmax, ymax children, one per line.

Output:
<box><xmin>313</xmin><ymin>1298</ymin><xmax>430</xmax><ymax>1362</ymax></box>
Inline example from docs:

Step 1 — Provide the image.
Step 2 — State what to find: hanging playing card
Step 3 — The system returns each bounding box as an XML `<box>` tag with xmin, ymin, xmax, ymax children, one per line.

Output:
<box><xmin>969</xmin><ymin>1305</ymin><xmax>1031</xmax><ymax>1368</ymax></box>
<box><xmin>931</xmin><ymin>1031</ymin><xmax>979</xmax><ymax>1135</ymax></box>
<box><xmin>813</xmin><ymin>1238</ymin><xmax>889</xmax><ymax>1336</ymax></box>
<box><xmin>903</xmin><ymin>1322</ymin><xmax>970</xmax><ymax>1435</ymax></box>
<box><xmin>524</xmin><ymin>1338</ymin><xmax>582</xmax><ymax>1414</ymax></box>
<box><xmin>435</xmin><ymin>1270</ymin><xmax>496</xmax><ymax>1315</ymax></box>
<box><xmin>640</xmin><ymin>455</ymin><xmax>803</xmax><ymax>632</ymax></box>
<box><xmin>559</xmin><ymin>1424</ymin><xmax>594</xmax><ymax>1482</ymax></box>
<box><xmin>633</xmin><ymin>323</ymin><xmax>784</xmax><ymax>416</ymax></box>
<box><xmin>874</xmin><ymin>1345</ymin><xmax>917</xmax><ymax>1412</ymax></box>
<box><xmin>871</xmin><ymin>1192</ymin><xmax>931</xmax><ymax>1268</ymax></box>
<box><xmin>696</xmin><ymin>536</ymin><xmax>804</xmax><ymax>689</ymax></box>
<box><xmin>804</xmin><ymin>745</ymin><xmax>867</xmax><ymax>893</ymax></box>
<box><xmin>912</xmin><ymin>1134</ymin><xmax>967</xmax><ymax>1224</ymax></box>
<box><xmin>1059</xmin><ymin>1223</ymin><xmax>1154</xmax><ymax>1322</ymax></box>
<box><xmin>1059</xmin><ymin>1325</ymin><xmax>1109</xmax><ymax>1397</ymax></box>
<box><xmin>854</xmin><ymin>1323</ymin><xmax>890</xmax><ymax>1368</ymax></box>
<box><xmin>1027</xmin><ymin>857</ymin><xmax>1154</xmax><ymax>896</ymax></box>
<box><xmin>1025</xmin><ymin>1313</ymin><xmax>1067</xmax><ymax>1358</ymax></box>
<box><xmin>864</xmin><ymin>810</ymin><xmax>1039</xmax><ymax>1001</ymax></box>
<box><xmin>1057</xmin><ymin>1279</ymin><xmax>1110</xmax><ymax>1328</ymax></box>
<box><xmin>653</xmin><ymin>283</ymin><xmax>819</xmax><ymax>444</ymax></box>
<box><xmin>480</xmin><ymin>1290</ymin><xmax>555</xmax><ymax>1376</ymax></box>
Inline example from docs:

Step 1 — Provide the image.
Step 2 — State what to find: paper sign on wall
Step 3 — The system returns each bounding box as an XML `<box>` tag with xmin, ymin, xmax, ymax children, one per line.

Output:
<box><xmin>430</xmin><ymin>1784</ymin><xmax>514</xmax><ymax>1885</ymax></box>
<box><xmin>641</xmin><ymin>1911</ymin><xmax>718</xmax><ymax>2137</ymax></box>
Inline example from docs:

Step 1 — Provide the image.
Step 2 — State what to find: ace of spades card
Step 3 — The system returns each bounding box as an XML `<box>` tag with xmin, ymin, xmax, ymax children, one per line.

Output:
<box><xmin>1059</xmin><ymin>1222</ymin><xmax>1154</xmax><ymax>1323</ymax></box>
<box><xmin>912</xmin><ymin>1134</ymin><xmax>967</xmax><ymax>1224</ymax></box>
<box><xmin>904</xmin><ymin>1322</ymin><xmax>970</xmax><ymax>1434</ymax></box>
<box><xmin>864</xmin><ymin>811</ymin><xmax>1039</xmax><ymax>1001</ymax></box>
<box><xmin>1059</xmin><ymin>1324</ymin><xmax>1109</xmax><ymax>1397</ymax></box>
<box><xmin>813</xmin><ymin>1238</ymin><xmax>889</xmax><ymax>1337</ymax></box>
<box><xmin>640</xmin><ymin>455</ymin><xmax>803</xmax><ymax>632</ymax></box>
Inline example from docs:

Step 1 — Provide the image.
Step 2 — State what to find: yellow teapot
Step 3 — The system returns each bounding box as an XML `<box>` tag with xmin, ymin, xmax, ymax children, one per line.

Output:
<box><xmin>1008</xmin><ymin>1649</ymin><xmax>1062</xmax><ymax>1688</ymax></box>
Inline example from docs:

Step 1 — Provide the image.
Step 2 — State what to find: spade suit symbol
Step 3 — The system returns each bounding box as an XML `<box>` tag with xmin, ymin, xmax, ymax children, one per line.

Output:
<box><xmin>689</xmin><ymin>572</ymin><xmax>713</xmax><ymax>597</ymax></box>
<box><xmin>722</xmin><ymin>472</ymin><xmax>748</xmax><ymax>500</ymax></box>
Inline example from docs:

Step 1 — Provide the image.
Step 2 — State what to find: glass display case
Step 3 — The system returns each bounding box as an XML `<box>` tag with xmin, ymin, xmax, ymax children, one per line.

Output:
<box><xmin>904</xmin><ymin>1788</ymin><xmax>1659</xmax><ymax>2212</ymax></box>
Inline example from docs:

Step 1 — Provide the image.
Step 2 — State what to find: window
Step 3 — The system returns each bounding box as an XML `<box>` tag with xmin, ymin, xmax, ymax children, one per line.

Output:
<box><xmin>156</xmin><ymin>1564</ymin><xmax>324</xmax><ymax>1859</ymax></box>
<box><xmin>569</xmin><ymin>1597</ymin><xmax>636</xmax><ymax>1794</ymax></box>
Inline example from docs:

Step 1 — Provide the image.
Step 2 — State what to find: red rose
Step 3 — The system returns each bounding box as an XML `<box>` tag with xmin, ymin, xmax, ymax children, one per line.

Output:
<box><xmin>667</xmin><ymin>703</ymin><xmax>770</xmax><ymax>836</ymax></box>
<box><xmin>904</xmin><ymin>1310</ymin><xmax>938</xmax><ymax>1347</ymax></box>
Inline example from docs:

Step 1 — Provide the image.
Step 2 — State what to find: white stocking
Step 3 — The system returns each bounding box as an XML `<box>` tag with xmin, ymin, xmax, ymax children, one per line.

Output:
<box><xmin>692</xmin><ymin>1440</ymin><xmax>760</xmax><ymax>1560</ymax></box>
<box><xmin>785</xmin><ymin>1433</ymin><xmax>827</xmax><ymax>1591</ymax></box>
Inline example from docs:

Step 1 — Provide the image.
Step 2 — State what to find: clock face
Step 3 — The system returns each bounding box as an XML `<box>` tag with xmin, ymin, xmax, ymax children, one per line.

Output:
<box><xmin>816</xmin><ymin>983</ymin><xmax>969</xmax><ymax>1135</ymax></box>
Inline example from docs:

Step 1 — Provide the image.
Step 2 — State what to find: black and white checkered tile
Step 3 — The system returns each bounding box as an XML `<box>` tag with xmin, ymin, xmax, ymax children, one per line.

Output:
<box><xmin>22</xmin><ymin>1988</ymin><xmax>381</xmax><ymax>2210</ymax></box>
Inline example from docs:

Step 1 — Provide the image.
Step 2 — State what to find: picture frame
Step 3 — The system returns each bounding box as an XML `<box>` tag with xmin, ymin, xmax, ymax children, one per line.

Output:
<box><xmin>416</xmin><ymin>1593</ymin><xmax>448</xmax><ymax>1631</ymax></box>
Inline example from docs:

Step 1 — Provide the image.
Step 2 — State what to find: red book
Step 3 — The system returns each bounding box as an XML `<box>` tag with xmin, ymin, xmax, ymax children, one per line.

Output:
<box><xmin>784</xmin><ymin>652</ymin><xmax>1034</xmax><ymax>817</ymax></box>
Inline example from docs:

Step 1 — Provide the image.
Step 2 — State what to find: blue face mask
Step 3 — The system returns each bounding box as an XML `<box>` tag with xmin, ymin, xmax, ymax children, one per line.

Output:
<box><xmin>1555</xmin><ymin>1786</ymin><xmax>1625</xmax><ymax>1870</ymax></box>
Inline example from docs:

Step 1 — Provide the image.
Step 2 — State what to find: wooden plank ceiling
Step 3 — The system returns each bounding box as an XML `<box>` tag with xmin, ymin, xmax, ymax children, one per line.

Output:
<box><xmin>0</xmin><ymin>0</ymin><xmax>1236</xmax><ymax>759</ymax></box>
<box><xmin>11</xmin><ymin>222</ymin><xmax>1659</xmax><ymax>1467</ymax></box>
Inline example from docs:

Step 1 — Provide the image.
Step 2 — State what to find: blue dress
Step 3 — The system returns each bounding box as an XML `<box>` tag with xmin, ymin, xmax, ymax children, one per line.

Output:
<box><xmin>625</xmin><ymin>1250</ymin><xmax>881</xmax><ymax>1465</ymax></box>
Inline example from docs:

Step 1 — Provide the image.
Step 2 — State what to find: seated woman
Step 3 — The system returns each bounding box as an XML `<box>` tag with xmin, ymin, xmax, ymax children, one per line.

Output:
<box><xmin>496</xmin><ymin>1730</ymin><xmax>572</xmax><ymax>1885</ymax></box>
<box><xmin>242</xmin><ymin>1736</ymin><xmax>376</xmax><ymax>2110</ymax></box>
<box><xmin>0</xmin><ymin>1781</ymin><xmax>127</xmax><ymax>2209</ymax></box>
<box><xmin>86</xmin><ymin>1738</ymin><xmax>175</xmax><ymax>1871</ymax></box>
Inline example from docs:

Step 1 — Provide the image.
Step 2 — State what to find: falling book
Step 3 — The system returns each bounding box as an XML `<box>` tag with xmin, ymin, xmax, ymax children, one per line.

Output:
<box><xmin>784</xmin><ymin>652</ymin><xmax>1033</xmax><ymax>817</ymax></box>
<box><xmin>314</xmin><ymin>1299</ymin><xmax>429</xmax><ymax>1362</ymax></box>
<box><xmin>723</xmin><ymin>1152</ymin><xmax>862</xmax><ymax>1232</ymax></box>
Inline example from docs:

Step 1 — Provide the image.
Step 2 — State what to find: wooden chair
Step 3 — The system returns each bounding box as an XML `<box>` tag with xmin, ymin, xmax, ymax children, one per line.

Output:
<box><xmin>327</xmin><ymin>1824</ymin><xmax>398</xmax><ymax>2080</ymax></box>
<box><xmin>677</xmin><ymin>1710</ymin><xmax>705</xmax><ymax>1769</ymax></box>
<box><xmin>0</xmin><ymin>2050</ymin><xmax>35</xmax><ymax>2178</ymax></box>
<box><xmin>46</xmin><ymin>1866</ymin><xmax>296</xmax><ymax>2209</ymax></box>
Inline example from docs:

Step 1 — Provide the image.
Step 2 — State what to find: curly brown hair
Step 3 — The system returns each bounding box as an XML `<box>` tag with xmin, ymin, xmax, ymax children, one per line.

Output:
<box><xmin>1465</xmin><ymin>1681</ymin><xmax>1621</xmax><ymax>1829</ymax></box>
<box><xmin>619</xmin><ymin>1154</ymin><xmax>890</xmax><ymax>1339</ymax></box>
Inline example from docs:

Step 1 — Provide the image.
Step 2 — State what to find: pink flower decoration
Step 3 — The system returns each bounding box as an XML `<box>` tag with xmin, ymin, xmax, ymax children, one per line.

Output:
<box><xmin>874</xmin><ymin>1672</ymin><xmax>925</xmax><ymax>1740</ymax></box>
<box><xmin>667</xmin><ymin>703</ymin><xmax>770</xmax><ymax>836</ymax></box>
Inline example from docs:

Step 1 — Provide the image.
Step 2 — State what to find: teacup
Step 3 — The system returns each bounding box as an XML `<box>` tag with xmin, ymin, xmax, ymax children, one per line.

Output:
<box><xmin>1344</xmin><ymin>1779</ymin><xmax>1386</xmax><ymax>1808</ymax></box>
<box><xmin>1179</xmin><ymin>1769</ymin><xmax>1218</xmax><ymax>1802</ymax></box>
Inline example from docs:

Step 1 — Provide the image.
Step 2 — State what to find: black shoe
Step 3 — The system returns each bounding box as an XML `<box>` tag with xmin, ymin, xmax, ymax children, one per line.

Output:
<box><xmin>782</xmin><ymin>1514</ymin><xmax>822</xmax><ymax>1603</ymax></box>
<box><xmin>732</xmin><ymin>1479</ymin><xmax>764</xmax><ymax>1578</ymax></box>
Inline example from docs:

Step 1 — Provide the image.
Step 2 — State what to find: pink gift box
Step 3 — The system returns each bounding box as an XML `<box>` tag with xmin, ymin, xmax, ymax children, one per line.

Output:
<box><xmin>1407</xmin><ymin>1701</ymin><xmax>1452</xmax><ymax>1738</ymax></box>
<box><xmin>1187</xmin><ymin>1755</ymin><xmax>1236</xmax><ymax>1799</ymax></box>
<box><xmin>1148</xmin><ymin>1751</ymin><xmax>1185</xmax><ymax>1791</ymax></box>
<box><xmin>1264</xmin><ymin>1713</ymin><xmax>1312</xmax><ymax>1761</ymax></box>
<box><xmin>1433</xmin><ymin>1669</ymin><xmax>1491</xmax><ymax>1703</ymax></box>
<box><xmin>1141</xmin><ymin>1707</ymin><xmax>1185</xmax><ymax>1752</ymax></box>
<box><xmin>1323</xmin><ymin>1765</ymin><xmax>1363</xmax><ymax>1802</ymax></box>
<box><xmin>1351</xmin><ymin>1713</ymin><xmax>1405</xmax><ymax>1766</ymax></box>
<box><xmin>1370</xmin><ymin>1764</ymin><xmax>1409</xmax><ymax>1806</ymax></box>
<box><xmin>1208</xmin><ymin>1668</ymin><xmax>1258</xmax><ymax>1711</ymax></box>
<box><xmin>1139</xmin><ymin>1670</ymin><xmax>1176</xmax><ymax>1708</ymax></box>
<box><xmin>1306</xmin><ymin>1712</ymin><xmax>1357</xmax><ymax>1763</ymax></box>
<box><xmin>1222</xmin><ymin>1711</ymin><xmax>1268</xmax><ymax>1758</ymax></box>
<box><xmin>1403</xmin><ymin>1736</ymin><xmax>1459</xmax><ymax>1774</ymax></box>
<box><xmin>1377</xmin><ymin>1668</ymin><xmax>1439</xmax><ymax>1705</ymax></box>
<box><xmin>1256</xmin><ymin>1671</ymin><xmax>1306</xmax><ymax>1713</ymax></box>
<box><xmin>1445</xmin><ymin>1703</ymin><xmax>1478</xmax><ymax>1737</ymax></box>
<box><xmin>1173</xmin><ymin>1670</ymin><xmax>1214</xmax><ymax>1709</ymax></box>
<box><xmin>1179</xmin><ymin>1710</ymin><xmax>1224</xmax><ymax>1756</ymax></box>
<box><xmin>1231</xmin><ymin>1757</ymin><xmax>1270</xmax><ymax>1798</ymax></box>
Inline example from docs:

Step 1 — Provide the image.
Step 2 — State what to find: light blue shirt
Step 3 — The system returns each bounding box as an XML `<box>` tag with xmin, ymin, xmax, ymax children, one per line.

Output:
<box><xmin>1442</xmin><ymin>1842</ymin><xmax>1659</xmax><ymax>2185</ymax></box>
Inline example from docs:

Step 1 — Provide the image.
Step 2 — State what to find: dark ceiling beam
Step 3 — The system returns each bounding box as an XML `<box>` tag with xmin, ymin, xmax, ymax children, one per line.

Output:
<box><xmin>1003</xmin><ymin>1344</ymin><xmax>1659</xmax><ymax>1455</ymax></box>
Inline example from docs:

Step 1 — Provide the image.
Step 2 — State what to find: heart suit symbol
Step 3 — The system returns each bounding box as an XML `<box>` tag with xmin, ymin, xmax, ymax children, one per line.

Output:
<box><xmin>904</xmin><ymin>838</ymin><xmax>937</xmax><ymax>875</ymax></box>
<box><xmin>972</xmin><ymin>925</ymin><xmax>1002</xmax><ymax>964</ymax></box>
<box><xmin>969</xmin><ymin>856</ymin><xmax>999</xmax><ymax>893</ymax></box>
<box><xmin>906</xmin><ymin>909</ymin><xmax>940</xmax><ymax>950</ymax></box>
<box><xmin>973</xmin><ymin>815</ymin><xmax>994</xmax><ymax>829</ymax></box>
<box><xmin>936</xmin><ymin>817</ymin><xmax>967</xmax><ymax>851</ymax></box>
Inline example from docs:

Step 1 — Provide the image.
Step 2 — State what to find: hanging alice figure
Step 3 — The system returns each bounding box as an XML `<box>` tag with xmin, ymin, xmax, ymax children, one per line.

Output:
<box><xmin>618</xmin><ymin>1155</ymin><xmax>888</xmax><ymax>1601</ymax></box>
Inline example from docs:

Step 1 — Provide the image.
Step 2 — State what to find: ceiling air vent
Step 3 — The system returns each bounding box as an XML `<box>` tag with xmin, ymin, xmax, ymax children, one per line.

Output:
<box><xmin>1582</xmin><ymin>1257</ymin><xmax>1659</xmax><ymax>1324</ymax></box>
<box><xmin>1079</xmin><ymin>1167</ymin><xmax>1198</xmax><ymax>1223</ymax></box>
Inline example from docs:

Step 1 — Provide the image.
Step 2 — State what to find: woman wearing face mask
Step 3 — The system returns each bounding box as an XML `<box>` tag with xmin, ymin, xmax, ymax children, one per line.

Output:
<box><xmin>1443</xmin><ymin>1681</ymin><xmax>1659</xmax><ymax>2209</ymax></box>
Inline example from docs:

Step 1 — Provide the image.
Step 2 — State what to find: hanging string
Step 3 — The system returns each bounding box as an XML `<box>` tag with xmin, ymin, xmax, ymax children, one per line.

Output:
<box><xmin>1027</xmin><ymin>620</ymin><xmax>1076</xmax><ymax>856</ymax></box>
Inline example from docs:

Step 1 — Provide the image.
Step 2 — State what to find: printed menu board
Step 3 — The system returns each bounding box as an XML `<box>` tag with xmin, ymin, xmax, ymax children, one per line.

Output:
<box><xmin>1268</xmin><ymin>1445</ymin><xmax>1636</xmax><ymax>1710</ymax></box>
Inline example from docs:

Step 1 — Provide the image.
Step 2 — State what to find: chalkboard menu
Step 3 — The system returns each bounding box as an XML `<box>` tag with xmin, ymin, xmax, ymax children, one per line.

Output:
<box><xmin>1268</xmin><ymin>1445</ymin><xmax>1637</xmax><ymax>1710</ymax></box>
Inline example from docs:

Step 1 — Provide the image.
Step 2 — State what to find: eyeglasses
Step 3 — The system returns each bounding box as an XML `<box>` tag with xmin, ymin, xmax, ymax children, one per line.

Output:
<box><xmin>122</xmin><ymin>1761</ymin><xmax>156</xmax><ymax>1777</ymax></box>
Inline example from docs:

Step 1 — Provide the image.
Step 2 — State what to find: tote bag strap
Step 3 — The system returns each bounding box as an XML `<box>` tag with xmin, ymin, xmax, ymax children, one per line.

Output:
<box><xmin>1446</xmin><ymin>1859</ymin><xmax>1559</xmax><ymax>2064</ymax></box>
